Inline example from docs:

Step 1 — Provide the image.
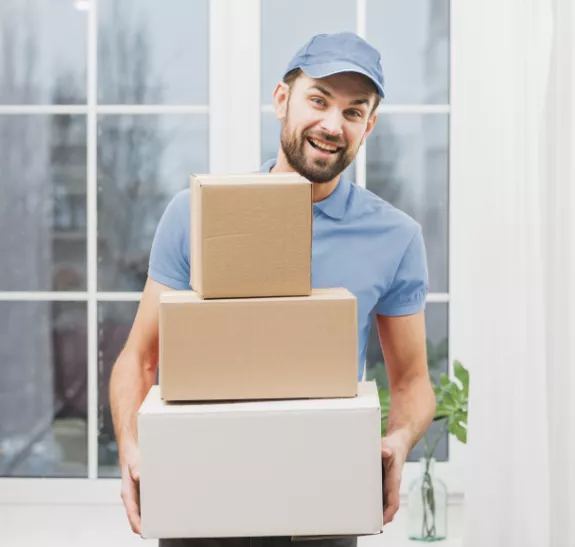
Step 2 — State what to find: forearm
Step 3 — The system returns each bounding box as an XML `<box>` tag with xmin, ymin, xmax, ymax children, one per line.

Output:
<box><xmin>386</xmin><ymin>375</ymin><xmax>436</xmax><ymax>455</ymax></box>
<box><xmin>109</xmin><ymin>350</ymin><xmax>157</xmax><ymax>465</ymax></box>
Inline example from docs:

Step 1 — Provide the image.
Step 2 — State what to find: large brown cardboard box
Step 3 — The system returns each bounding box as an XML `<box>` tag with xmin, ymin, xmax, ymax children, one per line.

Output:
<box><xmin>190</xmin><ymin>172</ymin><xmax>312</xmax><ymax>299</ymax></box>
<box><xmin>139</xmin><ymin>381</ymin><xmax>383</xmax><ymax>539</ymax></box>
<box><xmin>159</xmin><ymin>288</ymin><xmax>358</xmax><ymax>401</ymax></box>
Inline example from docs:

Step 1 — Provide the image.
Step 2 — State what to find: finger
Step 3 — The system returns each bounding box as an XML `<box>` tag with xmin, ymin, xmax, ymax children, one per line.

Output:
<box><xmin>122</xmin><ymin>490</ymin><xmax>142</xmax><ymax>535</ymax></box>
<box><xmin>121</xmin><ymin>478</ymin><xmax>140</xmax><ymax>511</ymax></box>
<box><xmin>383</xmin><ymin>484</ymin><xmax>400</xmax><ymax>523</ymax></box>
<box><xmin>381</xmin><ymin>446</ymin><xmax>393</xmax><ymax>458</ymax></box>
<box><xmin>382</xmin><ymin>474</ymin><xmax>400</xmax><ymax>524</ymax></box>
<box><xmin>381</xmin><ymin>440</ymin><xmax>395</xmax><ymax>460</ymax></box>
<box><xmin>126</xmin><ymin>500</ymin><xmax>142</xmax><ymax>535</ymax></box>
<box><xmin>383</xmin><ymin>500</ymin><xmax>399</xmax><ymax>525</ymax></box>
<box><xmin>130</xmin><ymin>463</ymin><xmax>140</xmax><ymax>483</ymax></box>
<box><xmin>121</xmin><ymin>465</ymin><xmax>140</xmax><ymax>504</ymax></box>
<box><xmin>121</xmin><ymin>476</ymin><xmax>141</xmax><ymax>535</ymax></box>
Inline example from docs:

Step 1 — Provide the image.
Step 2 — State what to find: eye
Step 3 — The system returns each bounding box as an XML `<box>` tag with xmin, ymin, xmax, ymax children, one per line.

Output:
<box><xmin>346</xmin><ymin>109</ymin><xmax>363</xmax><ymax>119</ymax></box>
<box><xmin>310</xmin><ymin>96</ymin><xmax>326</xmax><ymax>106</ymax></box>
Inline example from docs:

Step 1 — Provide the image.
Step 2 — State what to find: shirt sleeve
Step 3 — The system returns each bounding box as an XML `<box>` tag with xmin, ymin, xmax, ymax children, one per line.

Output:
<box><xmin>147</xmin><ymin>189</ymin><xmax>191</xmax><ymax>290</ymax></box>
<box><xmin>375</xmin><ymin>224</ymin><xmax>429</xmax><ymax>316</ymax></box>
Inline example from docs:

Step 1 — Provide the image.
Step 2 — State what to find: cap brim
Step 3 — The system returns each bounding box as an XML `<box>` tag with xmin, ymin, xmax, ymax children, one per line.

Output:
<box><xmin>301</xmin><ymin>61</ymin><xmax>385</xmax><ymax>98</ymax></box>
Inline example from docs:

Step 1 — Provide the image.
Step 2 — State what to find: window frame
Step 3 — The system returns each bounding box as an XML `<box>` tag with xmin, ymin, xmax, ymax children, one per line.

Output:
<box><xmin>0</xmin><ymin>0</ymin><xmax>468</xmax><ymax>505</ymax></box>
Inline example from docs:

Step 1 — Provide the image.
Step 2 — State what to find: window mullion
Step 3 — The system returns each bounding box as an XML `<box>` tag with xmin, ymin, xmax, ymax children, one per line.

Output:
<box><xmin>210</xmin><ymin>0</ymin><xmax>261</xmax><ymax>174</ymax></box>
<box><xmin>87</xmin><ymin>0</ymin><xmax>99</xmax><ymax>481</ymax></box>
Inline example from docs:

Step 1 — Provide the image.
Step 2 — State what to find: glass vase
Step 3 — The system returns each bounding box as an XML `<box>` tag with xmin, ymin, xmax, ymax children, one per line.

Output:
<box><xmin>407</xmin><ymin>457</ymin><xmax>447</xmax><ymax>542</ymax></box>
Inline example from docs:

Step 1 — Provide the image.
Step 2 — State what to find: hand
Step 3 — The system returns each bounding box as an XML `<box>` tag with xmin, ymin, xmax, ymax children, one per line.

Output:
<box><xmin>381</xmin><ymin>432</ymin><xmax>409</xmax><ymax>525</ymax></box>
<box><xmin>120</xmin><ymin>443</ymin><xmax>142</xmax><ymax>535</ymax></box>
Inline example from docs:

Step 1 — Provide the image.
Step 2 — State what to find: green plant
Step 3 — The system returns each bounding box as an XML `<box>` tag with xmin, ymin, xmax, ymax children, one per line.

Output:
<box><xmin>377</xmin><ymin>360</ymin><xmax>469</xmax><ymax>541</ymax></box>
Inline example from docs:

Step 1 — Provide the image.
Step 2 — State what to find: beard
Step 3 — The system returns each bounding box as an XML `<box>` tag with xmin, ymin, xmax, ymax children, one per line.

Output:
<box><xmin>279</xmin><ymin>111</ymin><xmax>357</xmax><ymax>184</ymax></box>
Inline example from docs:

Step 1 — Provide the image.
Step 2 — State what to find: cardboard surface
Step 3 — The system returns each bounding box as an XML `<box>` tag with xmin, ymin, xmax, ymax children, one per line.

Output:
<box><xmin>190</xmin><ymin>173</ymin><xmax>312</xmax><ymax>299</ymax></box>
<box><xmin>138</xmin><ymin>381</ymin><xmax>384</xmax><ymax>539</ymax></box>
<box><xmin>159</xmin><ymin>287</ymin><xmax>359</xmax><ymax>402</ymax></box>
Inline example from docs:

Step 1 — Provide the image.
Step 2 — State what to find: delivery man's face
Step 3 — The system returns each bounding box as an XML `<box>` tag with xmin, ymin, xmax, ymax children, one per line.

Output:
<box><xmin>275</xmin><ymin>72</ymin><xmax>378</xmax><ymax>183</ymax></box>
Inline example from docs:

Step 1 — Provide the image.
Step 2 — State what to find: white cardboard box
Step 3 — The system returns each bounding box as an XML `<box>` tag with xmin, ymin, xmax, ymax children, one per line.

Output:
<box><xmin>138</xmin><ymin>381</ymin><xmax>384</xmax><ymax>539</ymax></box>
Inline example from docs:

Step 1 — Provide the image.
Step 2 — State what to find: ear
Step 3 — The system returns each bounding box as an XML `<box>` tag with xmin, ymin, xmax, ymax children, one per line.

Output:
<box><xmin>273</xmin><ymin>82</ymin><xmax>290</xmax><ymax>121</ymax></box>
<box><xmin>360</xmin><ymin>111</ymin><xmax>378</xmax><ymax>146</ymax></box>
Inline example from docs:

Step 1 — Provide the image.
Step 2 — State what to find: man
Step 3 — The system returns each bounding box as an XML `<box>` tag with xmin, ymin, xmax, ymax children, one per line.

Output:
<box><xmin>110</xmin><ymin>31</ymin><xmax>436</xmax><ymax>547</ymax></box>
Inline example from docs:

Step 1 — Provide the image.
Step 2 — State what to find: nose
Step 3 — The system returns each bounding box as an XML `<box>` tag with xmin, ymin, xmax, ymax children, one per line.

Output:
<box><xmin>319</xmin><ymin>108</ymin><xmax>344</xmax><ymax>138</ymax></box>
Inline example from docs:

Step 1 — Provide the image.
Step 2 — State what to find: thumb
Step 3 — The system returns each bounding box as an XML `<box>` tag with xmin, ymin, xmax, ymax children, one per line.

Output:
<box><xmin>130</xmin><ymin>462</ymin><xmax>140</xmax><ymax>482</ymax></box>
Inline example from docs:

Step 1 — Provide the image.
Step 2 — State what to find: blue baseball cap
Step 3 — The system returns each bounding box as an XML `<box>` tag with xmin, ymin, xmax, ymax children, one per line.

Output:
<box><xmin>284</xmin><ymin>32</ymin><xmax>385</xmax><ymax>98</ymax></box>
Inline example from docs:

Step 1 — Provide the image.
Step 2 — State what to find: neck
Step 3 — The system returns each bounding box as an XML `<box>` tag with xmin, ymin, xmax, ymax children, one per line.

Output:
<box><xmin>271</xmin><ymin>150</ymin><xmax>340</xmax><ymax>203</ymax></box>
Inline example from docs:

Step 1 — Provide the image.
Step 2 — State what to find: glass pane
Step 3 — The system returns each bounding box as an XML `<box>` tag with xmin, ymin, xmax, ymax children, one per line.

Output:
<box><xmin>366</xmin><ymin>113</ymin><xmax>448</xmax><ymax>293</ymax></box>
<box><xmin>0</xmin><ymin>0</ymin><xmax>87</xmax><ymax>104</ymax></box>
<box><xmin>261</xmin><ymin>0</ymin><xmax>356</xmax><ymax>105</ymax></box>
<box><xmin>98</xmin><ymin>301</ymin><xmax>139</xmax><ymax>478</ymax></box>
<box><xmin>97</xmin><ymin>114</ymin><xmax>208</xmax><ymax>291</ymax></box>
<box><xmin>366</xmin><ymin>0</ymin><xmax>449</xmax><ymax>104</ymax></box>
<box><xmin>0</xmin><ymin>301</ymin><xmax>88</xmax><ymax>477</ymax></box>
<box><xmin>0</xmin><ymin>115</ymin><xmax>87</xmax><ymax>291</ymax></box>
<box><xmin>261</xmin><ymin>112</ymin><xmax>356</xmax><ymax>182</ymax></box>
<box><xmin>366</xmin><ymin>303</ymin><xmax>449</xmax><ymax>462</ymax></box>
<box><xmin>98</xmin><ymin>0</ymin><xmax>209</xmax><ymax>104</ymax></box>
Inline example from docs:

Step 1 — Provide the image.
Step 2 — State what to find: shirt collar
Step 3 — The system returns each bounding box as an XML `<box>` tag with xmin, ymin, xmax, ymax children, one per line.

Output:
<box><xmin>259</xmin><ymin>158</ymin><xmax>351</xmax><ymax>221</ymax></box>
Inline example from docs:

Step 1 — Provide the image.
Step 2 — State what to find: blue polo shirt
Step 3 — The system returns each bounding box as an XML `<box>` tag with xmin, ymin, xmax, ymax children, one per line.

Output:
<box><xmin>148</xmin><ymin>159</ymin><xmax>428</xmax><ymax>381</ymax></box>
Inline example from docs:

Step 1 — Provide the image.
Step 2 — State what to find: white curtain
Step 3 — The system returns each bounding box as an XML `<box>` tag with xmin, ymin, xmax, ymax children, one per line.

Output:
<box><xmin>452</xmin><ymin>0</ymin><xmax>575</xmax><ymax>546</ymax></box>
<box><xmin>543</xmin><ymin>1</ymin><xmax>575</xmax><ymax>545</ymax></box>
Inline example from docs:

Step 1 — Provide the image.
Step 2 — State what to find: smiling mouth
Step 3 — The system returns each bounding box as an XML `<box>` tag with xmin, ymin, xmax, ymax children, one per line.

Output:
<box><xmin>307</xmin><ymin>137</ymin><xmax>342</xmax><ymax>154</ymax></box>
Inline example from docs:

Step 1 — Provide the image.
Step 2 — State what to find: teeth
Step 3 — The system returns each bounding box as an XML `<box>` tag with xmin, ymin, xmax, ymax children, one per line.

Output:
<box><xmin>310</xmin><ymin>138</ymin><xmax>338</xmax><ymax>152</ymax></box>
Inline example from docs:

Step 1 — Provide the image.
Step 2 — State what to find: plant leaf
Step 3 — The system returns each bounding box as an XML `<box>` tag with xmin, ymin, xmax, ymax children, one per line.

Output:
<box><xmin>441</xmin><ymin>388</ymin><xmax>459</xmax><ymax>408</ymax></box>
<box><xmin>439</xmin><ymin>373</ymin><xmax>450</xmax><ymax>387</ymax></box>
<box><xmin>454</xmin><ymin>361</ymin><xmax>469</xmax><ymax>397</ymax></box>
<box><xmin>450</xmin><ymin>422</ymin><xmax>467</xmax><ymax>444</ymax></box>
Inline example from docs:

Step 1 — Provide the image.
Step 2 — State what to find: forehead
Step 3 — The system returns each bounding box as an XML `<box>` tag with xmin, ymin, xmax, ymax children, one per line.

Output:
<box><xmin>296</xmin><ymin>72</ymin><xmax>376</xmax><ymax>101</ymax></box>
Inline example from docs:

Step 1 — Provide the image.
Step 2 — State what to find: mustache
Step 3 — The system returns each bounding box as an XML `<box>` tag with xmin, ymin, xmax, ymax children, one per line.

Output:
<box><xmin>304</xmin><ymin>131</ymin><xmax>346</xmax><ymax>148</ymax></box>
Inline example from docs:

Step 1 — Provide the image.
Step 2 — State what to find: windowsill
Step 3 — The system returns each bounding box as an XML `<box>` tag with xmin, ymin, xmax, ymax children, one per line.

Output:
<box><xmin>0</xmin><ymin>498</ymin><xmax>464</xmax><ymax>547</ymax></box>
<box><xmin>358</xmin><ymin>502</ymin><xmax>463</xmax><ymax>547</ymax></box>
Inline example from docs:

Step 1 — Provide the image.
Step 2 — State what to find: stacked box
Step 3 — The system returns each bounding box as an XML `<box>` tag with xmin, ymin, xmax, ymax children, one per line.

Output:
<box><xmin>138</xmin><ymin>172</ymin><xmax>384</xmax><ymax>539</ymax></box>
<box><xmin>189</xmin><ymin>172</ymin><xmax>312</xmax><ymax>299</ymax></box>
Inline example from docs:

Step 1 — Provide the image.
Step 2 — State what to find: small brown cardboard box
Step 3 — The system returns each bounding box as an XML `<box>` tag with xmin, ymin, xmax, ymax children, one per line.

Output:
<box><xmin>138</xmin><ymin>381</ymin><xmax>383</xmax><ymax>539</ymax></box>
<box><xmin>159</xmin><ymin>288</ymin><xmax>358</xmax><ymax>402</ymax></box>
<box><xmin>190</xmin><ymin>172</ymin><xmax>312</xmax><ymax>299</ymax></box>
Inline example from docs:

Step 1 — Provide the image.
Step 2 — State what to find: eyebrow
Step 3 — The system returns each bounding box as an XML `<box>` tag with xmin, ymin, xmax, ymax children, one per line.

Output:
<box><xmin>308</xmin><ymin>85</ymin><xmax>371</xmax><ymax>108</ymax></box>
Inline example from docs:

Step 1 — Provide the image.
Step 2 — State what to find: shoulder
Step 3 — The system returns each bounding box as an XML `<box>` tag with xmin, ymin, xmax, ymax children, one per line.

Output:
<box><xmin>167</xmin><ymin>188</ymin><xmax>191</xmax><ymax>215</ymax></box>
<box><xmin>348</xmin><ymin>183</ymin><xmax>421</xmax><ymax>241</ymax></box>
<box><xmin>356</xmin><ymin>185</ymin><xmax>429</xmax><ymax>316</ymax></box>
<box><xmin>148</xmin><ymin>188</ymin><xmax>191</xmax><ymax>290</ymax></box>
<box><xmin>161</xmin><ymin>187</ymin><xmax>191</xmax><ymax>245</ymax></box>
<box><xmin>156</xmin><ymin>188</ymin><xmax>191</xmax><ymax>234</ymax></box>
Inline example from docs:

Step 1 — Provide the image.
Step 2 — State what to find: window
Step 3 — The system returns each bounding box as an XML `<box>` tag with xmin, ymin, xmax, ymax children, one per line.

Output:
<box><xmin>0</xmin><ymin>0</ymin><xmax>210</xmax><ymax>482</ymax></box>
<box><xmin>259</xmin><ymin>1</ymin><xmax>452</xmax><ymax>477</ymax></box>
<box><xmin>0</xmin><ymin>301</ymin><xmax>88</xmax><ymax>477</ymax></box>
<box><xmin>0</xmin><ymin>0</ymin><xmax>458</xmax><ymax>500</ymax></box>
